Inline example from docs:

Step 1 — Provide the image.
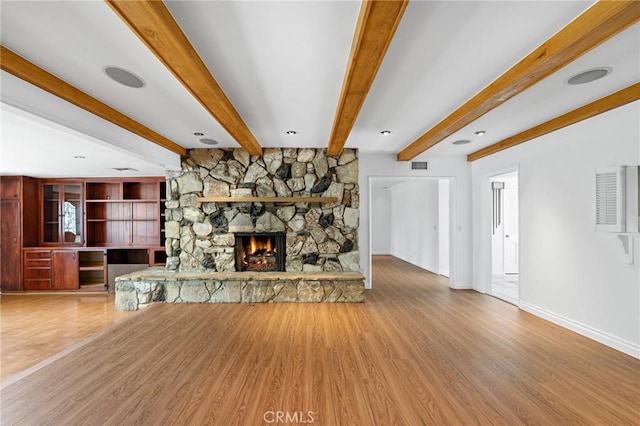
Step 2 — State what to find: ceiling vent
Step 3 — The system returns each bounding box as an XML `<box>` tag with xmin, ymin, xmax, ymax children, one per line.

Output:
<box><xmin>411</xmin><ymin>161</ymin><xmax>428</xmax><ymax>170</ymax></box>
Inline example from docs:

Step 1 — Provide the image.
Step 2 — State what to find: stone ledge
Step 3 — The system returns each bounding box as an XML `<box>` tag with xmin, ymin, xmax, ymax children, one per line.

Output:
<box><xmin>115</xmin><ymin>267</ymin><xmax>364</xmax><ymax>311</ymax></box>
<box><xmin>115</xmin><ymin>267</ymin><xmax>364</xmax><ymax>282</ymax></box>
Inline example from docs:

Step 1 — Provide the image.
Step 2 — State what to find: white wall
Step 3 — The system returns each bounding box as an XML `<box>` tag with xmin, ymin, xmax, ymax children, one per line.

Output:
<box><xmin>471</xmin><ymin>101</ymin><xmax>640</xmax><ymax>358</ymax></box>
<box><xmin>359</xmin><ymin>154</ymin><xmax>472</xmax><ymax>289</ymax></box>
<box><xmin>438</xmin><ymin>179</ymin><xmax>450</xmax><ymax>277</ymax></box>
<box><xmin>371</xmin><ymin>187</ymin><xmax>391</xmax><ymax>254</ymax></box>
<box><xmin>389</xmin><ymin>180</ymin><xmax>440</xmax><ymax>273</ymax></box>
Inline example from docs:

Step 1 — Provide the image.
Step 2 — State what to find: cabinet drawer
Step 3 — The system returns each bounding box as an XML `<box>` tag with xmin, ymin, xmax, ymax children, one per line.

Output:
<box><xmin>24</xmin><ymin>268</ymin><xmax>51</xmax><ymax>279</ymax></box>
<box><xmin>25</xmin><ymin>259</ymin><xmax>51</xmax><ymax>268</ymax></box>
<box><xmin>25</xmin><ymin>251</ymin><xmax>52</xmax><ymax>259</ymax></box>
<box><xmin>23</xmin><ymin>279</ymin><xmax>51</xmax><ymax>290</ymax></box>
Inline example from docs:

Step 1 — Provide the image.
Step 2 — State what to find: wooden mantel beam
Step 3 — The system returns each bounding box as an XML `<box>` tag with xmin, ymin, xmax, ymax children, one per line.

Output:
<box><xmin>397</xmin><ymin>0</ymin><xmax>640</xmax><ymax>161</ymax></box>
<box><xmin>467</xmin><ymin>83</ymin><xmax>640</xmax><ymax>162</ymax></box>
<box><xmin>106</xmin><ymin>0</ymin><xmax>262</xmax><ymax>156</ymax></box>
<box><xmin>327</xmin><ymin>0</ymin><xmax>409</xmax><ymax>156</ymax></box>
<box><xmin>0</xmin><ymin>45</ymin><xmax>186</xmax><ymax>156</ymax></box>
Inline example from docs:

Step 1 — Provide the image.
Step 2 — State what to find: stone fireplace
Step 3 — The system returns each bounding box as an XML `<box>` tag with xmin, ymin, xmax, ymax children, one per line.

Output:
<box><xmin>113</xmin><ymin>147</ymin><xmax>364</xmax><ymax>310</ymax></box>
<box><xmin>163</xmin><ymin>147</ymin><xmax>360</xmax><ymax>274</ymax></box>
<box><xmin>234</xmin><ymin>232</ymin><xmax>285</xmax><ymax>272</ymax></box>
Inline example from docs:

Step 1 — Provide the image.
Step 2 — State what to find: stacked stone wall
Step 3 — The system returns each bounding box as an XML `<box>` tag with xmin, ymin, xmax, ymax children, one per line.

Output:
<box><xmin>164</xmin><ymin>148</ymin><xmax>359</xmax><ymax>273</ymax></box>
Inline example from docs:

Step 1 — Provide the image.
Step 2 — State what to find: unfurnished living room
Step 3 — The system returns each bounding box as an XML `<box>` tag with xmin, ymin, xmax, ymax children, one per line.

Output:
<box><xmin>0</xmin><ymin>1</ymin><xmax>639</xmax><ymax>424</ymax></box>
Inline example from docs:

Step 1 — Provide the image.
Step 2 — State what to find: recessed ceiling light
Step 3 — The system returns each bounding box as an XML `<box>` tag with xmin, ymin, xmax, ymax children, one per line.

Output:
<box><xmin>73</xmin><ymin>155</ymin><xmax>86</xmax><ymax>159</ymax></box>
<box><xmin>286</xmin><ymin>130</ymin><xmax>297</xmax><ymax>135</ymax></box>
<box><xmin>112</xmin><ymin>167</ymin><xmax>138</xmax><ymax>172</ymax></box>
<box><xmin>194</xmin><ymin>132</ymin><xmax>204</xmax><ymax>136</ymax></box>
<box><xmin>380</xmin><ymin>130</ymin><xmax>391</xmax><ymax>135</ymax></box>
<box><xmin>452</xmin><ymin>139</ymin><xmax>471</xmax><ymax>145</ymax></box>
<box><xmin>200</xmin><ymin>138</ymin><xmax>219</xmax><ymax>145</ymax></box>
<box><xmin>566</xmin><ymin>67</ymin><xmax>612</xmax><ymax>85</ymax></box>
<box><xmin>475</xmin><ymin>130</ymin><xmax>486</xmax><ymax>136</ymax></box>
<box><xmin>104</xmin><ymin>66</ymin><xmax>145</xmax><ymax>88</ymax></box>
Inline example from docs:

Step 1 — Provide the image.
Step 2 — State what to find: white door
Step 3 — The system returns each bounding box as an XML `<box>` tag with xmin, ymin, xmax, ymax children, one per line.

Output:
<box><xmin>503</xmin><ymin>186</ymin><xmax>519</xmax><ymax>274</ymax></box>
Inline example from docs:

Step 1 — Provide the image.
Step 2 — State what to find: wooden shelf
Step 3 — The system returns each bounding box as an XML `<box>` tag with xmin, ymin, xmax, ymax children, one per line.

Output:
<box><xmin>79</xmin><ymin>262</ymin><xmax>105</xmax><ymax>271</ymax></box>
<box><xmin>80</xmin><ymin>279</ymin><xmax>105</xmax><ymax>286</ymax></box>
<box><xmin>86</xmin><ymin>199</ymin><xmax>158</xmax><ymax>203</ymax></box>
<box><xmin>197</xmin><ymin>196</ymin><xmax>339</xmax><ymax>203</ymax></box>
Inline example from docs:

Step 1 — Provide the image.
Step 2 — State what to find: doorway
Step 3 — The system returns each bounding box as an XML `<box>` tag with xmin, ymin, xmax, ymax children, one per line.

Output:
<box><xmin>490</xmin><ymin>171</ymin><xmax>519</xmax><ymax>304</ymax></box>
<box><xmin>369</xmin><ymin>177</ymin><xmax>453</xmax><ymax>288</ymax></box>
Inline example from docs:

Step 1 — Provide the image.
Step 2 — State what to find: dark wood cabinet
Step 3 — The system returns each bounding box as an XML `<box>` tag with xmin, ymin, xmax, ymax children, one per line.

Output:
<box><xmin>51</xmin><ymin>251</ymin><xmax>79</xmax><ymax>290</ymax></box>
<box><xmin>1</xmin><ymin>200</ymin><xmax>22</xmax><ymax>291</ymax></box>
<box><xmin>40</xmin><ymin>181</ymin><xmax>84</xmax><ymax>245</ymax></box>
<box><xmin>1</xmin><ymin>176</ymin><xmax>38</xmax><ymax>291</ymax></box>
<box><xmin>85</xmin><ymin>179</ymin><xmax>161</xmax><ymax>247</ymax></box>
<box><xmin>2</xmin><ymin>175</ymin><xmax>165</xmax><ymax>292</ymax></box>
<box><xmin>23</xmin><ymin>249</ymin><xmax>80</xmax><ymax>290</ymax></box>
<box><xmin>23</xmin><ymin>250</ymin><xmax>52</xmax><ymax>290</ymax></box>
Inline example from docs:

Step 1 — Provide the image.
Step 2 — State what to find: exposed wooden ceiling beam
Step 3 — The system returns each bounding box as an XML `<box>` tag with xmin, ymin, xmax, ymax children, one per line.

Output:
<box><xmin>467</xmin><ymin>83</ymin><xmax>640</xmax><ymax>162</ymax></box>
<box><xmin>106</xmin><ymin>1</ymin><xmax>262</xmax><ymax>156</ymax></box>
<box><xmin>0</xmin><ymin>45</ymin><xmax>186</xmax><ymax>156</ymax></box>
<box><xmin>397</xmin><ymin>0</ymin><xmax>640</xmax><ymax>161</ymax></box>
<box><xmin>327</xmin><ymin>0</ymin><xmax>408</xmax><ymax>156</ymax></box>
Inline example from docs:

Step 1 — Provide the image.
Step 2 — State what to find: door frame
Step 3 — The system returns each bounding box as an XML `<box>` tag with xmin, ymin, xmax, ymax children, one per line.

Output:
<box><xmin>368</xmin><ymin>176</ymin><xmax>458</xmax><ymax>289</ymax></box>
<box><xmin>480</xmin><ymin>166</ymin><xmax>520</xmax><ymax>303</ymax></box>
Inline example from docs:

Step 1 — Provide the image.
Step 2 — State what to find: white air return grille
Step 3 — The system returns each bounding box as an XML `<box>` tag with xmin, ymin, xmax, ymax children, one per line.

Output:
<box><xmin>595</xmin><ymin>167</ymin><xmax>625</xmax><ymax>232</ymax></box>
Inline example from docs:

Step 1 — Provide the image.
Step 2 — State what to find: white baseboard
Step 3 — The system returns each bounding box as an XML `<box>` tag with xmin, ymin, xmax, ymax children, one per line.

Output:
<box><xmin>520</xmin><ymin>301</ymin><xmax>640</xmax><ymax>359</ymax></box>
<box><xmin>450</xmin><ymin>281</ymin><xmax>472</xmax><ymax>290</ymax></box>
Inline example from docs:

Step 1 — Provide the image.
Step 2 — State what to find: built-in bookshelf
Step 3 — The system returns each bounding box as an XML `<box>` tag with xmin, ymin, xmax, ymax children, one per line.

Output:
<box><xmin>85</xmin><ymin>180</ymin><xmax>161</xmax><ymax>248</ymax></box>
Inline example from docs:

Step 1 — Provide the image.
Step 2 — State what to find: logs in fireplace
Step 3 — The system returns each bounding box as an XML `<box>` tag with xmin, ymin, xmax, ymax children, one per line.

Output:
<box><xmin>234</xmin><ymin>233</ymin><xmax>286</xmax><ymax>272</ymax></box>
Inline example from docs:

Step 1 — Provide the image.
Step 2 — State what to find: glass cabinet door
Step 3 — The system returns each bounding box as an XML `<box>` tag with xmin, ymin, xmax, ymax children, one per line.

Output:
<box><xmin>62</xmin><ymin>183</ymin><xmax>83</xmax><ymax>244</ymax></box>
<box><xmin>43</xmin><ymin>184</ymin><xmax>60</xmax><ymax>243</ymax></box>
<box><xmin>42</xmin><ymin>182</ymin><xmax>83</xmax><ymax>245</ymax></box>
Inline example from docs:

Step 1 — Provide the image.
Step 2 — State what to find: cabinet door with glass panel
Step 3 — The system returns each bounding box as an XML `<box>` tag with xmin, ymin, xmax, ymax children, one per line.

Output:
<box><xmin>41</xmin><ymin>181</ymin><xmax>84</xmax><ymax>245</ymax></box>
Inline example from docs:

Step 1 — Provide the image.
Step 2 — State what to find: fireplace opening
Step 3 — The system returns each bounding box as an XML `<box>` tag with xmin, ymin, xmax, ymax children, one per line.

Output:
<box><xmin>234</xmin><ymin>233</ymin><xmax>286</xmax><ymax>272</ymax></box>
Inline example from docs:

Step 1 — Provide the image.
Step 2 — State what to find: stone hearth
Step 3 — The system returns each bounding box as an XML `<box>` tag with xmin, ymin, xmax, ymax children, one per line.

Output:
<box><xmin>115</xmin><ymin>268</ymin><xmax>365</xmax><ymax>310</ymax></box>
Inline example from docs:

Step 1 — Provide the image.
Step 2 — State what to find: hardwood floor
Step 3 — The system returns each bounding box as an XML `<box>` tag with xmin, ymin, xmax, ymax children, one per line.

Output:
<box><xmin>0</xmin><ymin>293</ymin><xmax>138</xmax><ymax>381</ymax></box>
<box><xmin>1</xmin><ymin>255</ymin><xmax>638</xmax><ymax>424</ymax></box>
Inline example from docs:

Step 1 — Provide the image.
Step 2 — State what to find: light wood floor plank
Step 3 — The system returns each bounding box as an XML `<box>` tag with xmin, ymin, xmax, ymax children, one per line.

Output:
<box><xmin>0</xmin><ymin>294</ymin><xmax>138</xmax><ymax>381</ymax></box>
<box><xmin>0</xmin><ymin>256</ymin><xmax>638</xmax><ymax>424</ymax></box>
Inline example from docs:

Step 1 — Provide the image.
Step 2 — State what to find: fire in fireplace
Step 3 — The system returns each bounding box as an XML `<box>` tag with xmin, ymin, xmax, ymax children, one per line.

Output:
<box><xmin>234</xmin><ymin>233</ymin><xmax>286</xmax><ymax>272</ymax></box>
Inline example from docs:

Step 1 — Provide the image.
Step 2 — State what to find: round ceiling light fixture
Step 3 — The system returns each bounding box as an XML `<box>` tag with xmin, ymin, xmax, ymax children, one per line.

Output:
<box><xmin>380</xmin><ymin>130</ymin><xmax>391</xmax><ymax>135</ymax></box>
<box><xmin>104</xmin><ymin>66</ymin><xmax>145</xmax><ymax>88</ymax></box>
<box><xmin>566</xmin><ymin>67</ymin><xmax>612</xmax><ymax>85</ymax></box>
<box><xmin>286</xmin><ymin>130</ymin><xmax>298</xmax><ymax>135</ymax></box>
<box><xmin>200</xmin><ymin>138</ymin><xmax>219</xmax><ymax>145</ymax></box>
<box><xmin>452</xmin><ymin>139</ymin><xmax>471</xmax><ymax>145</ymax></box>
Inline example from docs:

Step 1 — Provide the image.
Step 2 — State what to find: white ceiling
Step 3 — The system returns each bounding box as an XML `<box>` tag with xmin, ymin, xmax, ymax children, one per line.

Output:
<box><xmin>1</xmin><ymin>0</ymin><xmax>638</xmax><ymax>177</ymax></box>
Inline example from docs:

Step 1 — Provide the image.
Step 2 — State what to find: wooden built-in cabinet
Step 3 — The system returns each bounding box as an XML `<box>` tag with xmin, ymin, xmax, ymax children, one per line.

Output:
<box><xmin>1</xmin><ymin>176</ymin><xmax>38</xmax><ymax>291</ymax></box>
<box><xmin>23</xmin><ymin>250</ymin><xmax>53</xmax><ymax>290</ymax></box>
<box><xmin>85</xmin><ymin>179</ymin><xmax>160</xmax><ymax>247</ymax></box>
<box><xmin>22</xmin><ymin>248</ymin><xmax>106</xmax><ymax>291</ymax></box>
<box><xmin>1</xmin><ymin>176</ymin><xmax>165</xmax><ymax>292</ymax></box>
<box><xmin>40</xmin><ymin>181</ymin><xmax>84</xmax><ymax>246</ymax></box>
<box><xmin>78</xmin><ymin>250</ymin><xmax>107</xmax><ymax>290</ymax></box>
